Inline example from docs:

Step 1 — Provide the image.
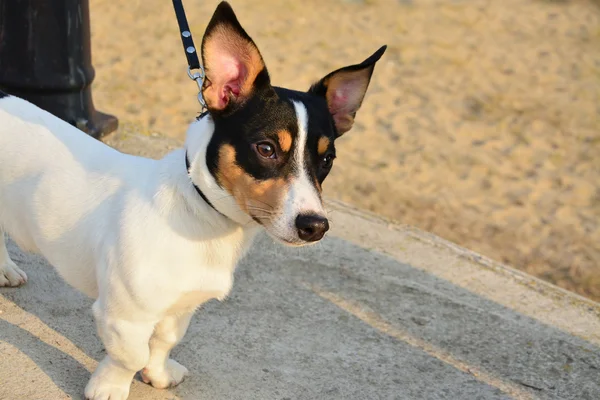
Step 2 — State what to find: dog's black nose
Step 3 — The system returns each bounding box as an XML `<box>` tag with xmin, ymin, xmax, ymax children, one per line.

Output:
<box><xmin>296</xmin><ymin>214</ymin><xmax>329</xmax><ymax>242</ymax></box>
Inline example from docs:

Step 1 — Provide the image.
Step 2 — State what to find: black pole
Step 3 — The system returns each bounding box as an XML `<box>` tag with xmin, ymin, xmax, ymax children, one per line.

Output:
<box><xmin>0</xmin><ymin>0</ymin><xmax>117</xmax><ymax>138</ymax></box>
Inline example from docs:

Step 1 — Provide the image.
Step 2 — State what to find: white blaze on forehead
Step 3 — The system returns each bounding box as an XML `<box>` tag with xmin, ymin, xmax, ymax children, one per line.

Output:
<box><xmin>284</xmin><ymin>101</ymin><xmax>325</xmax><ymax>216</ymax></box>
<box><xmin>293</xmin><ymin>101</ymin><xmax>309</xmax><ymax>171</ymax></box>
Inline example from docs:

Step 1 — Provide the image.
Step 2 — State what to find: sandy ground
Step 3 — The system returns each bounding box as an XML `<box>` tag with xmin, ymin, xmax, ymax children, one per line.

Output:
<box><xmin>90</xmin><ymin>0</ymin><xmax>600</xmax><ymax>300</ymax></box>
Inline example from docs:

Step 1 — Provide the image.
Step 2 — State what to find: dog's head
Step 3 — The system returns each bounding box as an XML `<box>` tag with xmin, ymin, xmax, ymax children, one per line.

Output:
<box><xmin>187</xmin><ymin>1</ymin><xmax>385</xmax><ymax>246</ymax></box>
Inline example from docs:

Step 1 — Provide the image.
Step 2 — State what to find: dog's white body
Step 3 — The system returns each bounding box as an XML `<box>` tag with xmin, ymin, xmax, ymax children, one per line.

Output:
<box><xmin>0</xmin><ymin>95</ymin><xmax>260</xmax><ymax>397</ymax></box>
<box><xmin>0</xmin><ymin>95</ymin><xmax>256</xmax><ymax>301</ymax></box>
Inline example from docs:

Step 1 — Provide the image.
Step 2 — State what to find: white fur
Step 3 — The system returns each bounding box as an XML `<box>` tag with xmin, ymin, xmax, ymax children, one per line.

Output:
<box><xmin>0</xmin><ymin>96</ymin><xmax>261</xmax><ymax>399</ymax></box>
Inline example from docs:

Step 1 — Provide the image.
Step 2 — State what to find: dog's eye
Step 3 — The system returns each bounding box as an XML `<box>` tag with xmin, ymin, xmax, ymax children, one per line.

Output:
<box><xmin>256</xmin><ymin>142</ymin><xmax>276</xmax><ymax>159</ymax></box>
<box><xmin>322</xmin><ymin>154</ymin><xmax>335</xmax><ymax>169</ymax></box>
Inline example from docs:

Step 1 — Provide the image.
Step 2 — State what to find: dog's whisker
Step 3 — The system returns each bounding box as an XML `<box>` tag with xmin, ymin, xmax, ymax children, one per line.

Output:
<box><xmin>246</xmin><ymin>199</ymin><xmax>275</xmax><ymax>210</ymax></box>
<box><xmin>249</xmin><ymin>214</ymin><xmax>272</xmax><ymax>221</ymax></box>
<box><xmin>205</xmin><ymin>180</ymin><xmax>275</xmax><ymax>212</ymax></box>
<box><xmin>245</xmin><ymin>207</ymin><xmax>274</xmax><ymax>215</ymax></box>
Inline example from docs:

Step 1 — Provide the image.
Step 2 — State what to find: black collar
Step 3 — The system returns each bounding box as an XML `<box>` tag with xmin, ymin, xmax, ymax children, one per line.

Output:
<box><xmin>185</xmin><ymin>151</ymin><xmax>225</xmax><ymax>217</ymax></box>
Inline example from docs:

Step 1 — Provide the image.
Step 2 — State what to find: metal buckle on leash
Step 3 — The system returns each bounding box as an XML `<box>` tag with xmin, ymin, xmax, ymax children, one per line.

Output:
<box><xmin>173</xmin><ymin>0</ymin><xmax>207</xmax><ymax>112</ymax></box>
<box><xmin>187</xmin><ymin>65</ymin><xmax>207</xmax><ymax>111</ymax></box>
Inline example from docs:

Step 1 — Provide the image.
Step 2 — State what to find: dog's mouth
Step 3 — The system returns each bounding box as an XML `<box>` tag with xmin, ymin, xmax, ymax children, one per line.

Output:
<box><xmin>268</xmin><ymin>233</ymin><xmax>318</xmax><ymax>248</ymax></box>
<box><xmin>250</xmin><ymin>212</ymin><xmax>328</xmax><ymax>247</ymax></box>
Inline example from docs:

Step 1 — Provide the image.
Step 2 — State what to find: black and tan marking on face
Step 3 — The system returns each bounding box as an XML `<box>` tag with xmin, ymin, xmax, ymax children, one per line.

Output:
<box><xmin>196</xmin><ymin>1</ymin><xmax>386</xmax><ymax>244</ymax></box>
<box><xmin>205</xmin><ymin>88</ymin><xmax>336</xmax><ymax>229</ymax></box>
<box><xmin>207</xmin><ymin>93</ymin><xmax>301</xmax><ymax>220</ymax></box>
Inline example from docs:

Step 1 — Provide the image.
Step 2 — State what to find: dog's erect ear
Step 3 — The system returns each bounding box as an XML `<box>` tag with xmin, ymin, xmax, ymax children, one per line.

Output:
<box><xmin>309</xmin><ymin>45</ymin><xmax>386</xmax><ymax>136</ymax></box>
<box><xmin>201</xmin><ymin>1</ymin><xmax>269</xmax><ymax>111</ymax></box>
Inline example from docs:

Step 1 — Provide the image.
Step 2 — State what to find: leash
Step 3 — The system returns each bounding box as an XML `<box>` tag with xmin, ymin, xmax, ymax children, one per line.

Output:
<box><xmin>173</xmin><ymin>1</ymin><xmax>226</xmax><ymax>217</ymax></box>
<box><xmin>172</xmin><ymin>0</ymin><xmax>207</xmax><ymax>110</ymax></box>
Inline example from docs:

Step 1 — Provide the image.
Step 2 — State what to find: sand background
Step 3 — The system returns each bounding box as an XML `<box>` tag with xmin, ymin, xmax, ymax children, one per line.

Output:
<box><xmin>89</xmin><ymin>0</ymin><xmax>600</xmax><ymax>300</ymax></box>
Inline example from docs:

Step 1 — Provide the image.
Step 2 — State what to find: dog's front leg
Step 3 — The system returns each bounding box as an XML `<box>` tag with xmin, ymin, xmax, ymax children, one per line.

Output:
<box><xmin>85</xmin><ymin>300</ymin><xmax>157</xmax><ymax>400</ymax></box>
<box><xmin>140</xmin><ymin>312</ymin><xmax>194</xmax><ymax>389</ymax></box>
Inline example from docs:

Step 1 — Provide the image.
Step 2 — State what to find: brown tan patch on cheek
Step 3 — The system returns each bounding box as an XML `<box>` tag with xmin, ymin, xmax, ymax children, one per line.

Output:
<box><xmin>277</xmin><ymin>130</ymin><xmax>293</xmax><ymax>153</ymax></box>
<box><xmin>318</xmin><ymin>136</ymin><xmax>330</xmax><ymax>155</ymax></box>
<box><xmin>245</xmin><ymin>178</ymin><xmax>288</xmax><ymax>221</ymax></box>
<box><xmin>216</xmin><ymin>144</ymin><xmax>288</xmax><ymax>219</ymax></box>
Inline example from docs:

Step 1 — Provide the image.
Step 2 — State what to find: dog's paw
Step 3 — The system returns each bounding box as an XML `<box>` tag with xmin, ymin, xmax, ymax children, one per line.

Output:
<box><xmin>84</xmin><ymin>381</ymin><xmax>130</xmax><ymax>400</ymax></box>
<box><xmin>85</xmin><ymin>377</ymin><xmax>131</xmax><ymax>400</ymax></box>
<box><xmin>0</xmin><ymin>259</ymin><xmax>27</xmax><ymax>287</ymax></box>
<box><xmin>85</xmin><ymin>359</ymin><xmax>133</xmax><ymax>400</ymax></box>
<box><xmin>141</xmin><ymin>359</ymin><xmax>189</xmax><ymax>389</ymax></box>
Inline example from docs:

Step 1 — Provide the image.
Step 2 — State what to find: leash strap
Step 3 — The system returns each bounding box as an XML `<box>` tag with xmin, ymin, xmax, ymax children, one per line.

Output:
<box><xmin>173</xmin><ymin>3</ymin><xmax>223</xmax><ymax>216</ymax></box>
<box><xmin>172</xmin><ymin>0</ymin><xmax>200</xmax><ymax>70</ymax></box>
<box><xmin>172</xmin><ymin>0</ymin><xmax>207</xmax><ymax>109</ymax></box>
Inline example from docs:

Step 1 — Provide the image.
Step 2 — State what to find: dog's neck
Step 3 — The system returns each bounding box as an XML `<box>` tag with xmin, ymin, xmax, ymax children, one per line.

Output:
<box><xmin>184</xmin><ymin>150</ymin><xmax>224</xmax><ymax>217</ymax></box>
<box><xmin>180</xmin><ymin>114</ymin><xmax>259</xmax><ymax>230</ymax></box>
<box><xmin>183</xmin><ymin>115</ymin><xmax>253</xmax><ymax>227</ymax></box>
<box><xmin>142</xmin><ymin>115</ymin><xmax>261</xmax><ymax>251</ymax></box>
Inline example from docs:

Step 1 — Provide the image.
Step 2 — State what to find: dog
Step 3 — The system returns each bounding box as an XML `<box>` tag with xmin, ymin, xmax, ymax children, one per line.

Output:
<box><xmin>0</xmin><ymin>2</ymin><xmax>385</xmax><ymax>399</ymax></box>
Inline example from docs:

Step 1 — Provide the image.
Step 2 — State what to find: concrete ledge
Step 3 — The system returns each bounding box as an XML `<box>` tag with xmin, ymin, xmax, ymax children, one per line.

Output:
<box><xmin>1</xmin><ymin>129</ymin><xmax>599</xmax><ymax>400</ymax></box>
